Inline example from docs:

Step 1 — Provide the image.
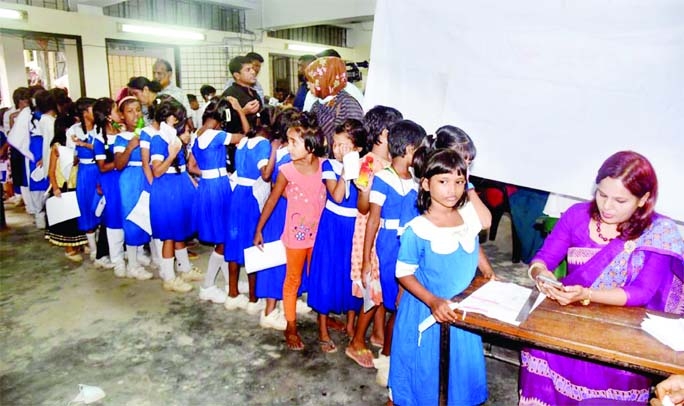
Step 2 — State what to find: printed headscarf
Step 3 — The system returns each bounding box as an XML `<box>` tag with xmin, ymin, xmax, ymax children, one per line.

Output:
<box><xmin>305</xmin><ymin>57</ymin><xmax>348</xmax><ymax>99</ymax></box>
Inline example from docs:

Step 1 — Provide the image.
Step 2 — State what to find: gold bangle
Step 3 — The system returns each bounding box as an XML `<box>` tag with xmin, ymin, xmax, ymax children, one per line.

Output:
<box><xmin>581</xmin><ymin>288</ymin><xmax>592</xmax><ymax>306</ymax></box>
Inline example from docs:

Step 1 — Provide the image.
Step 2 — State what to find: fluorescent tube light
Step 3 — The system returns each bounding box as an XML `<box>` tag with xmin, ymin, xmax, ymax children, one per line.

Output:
<box><xmin>286</xmin><ymin>43</ymin><xmax>328</xmax><ymax>54</ymax></box>
<box><xmin>120</xmin><ymin>23</ymin><xmax>205</xmax><ymax>41</ymax></box>
<box><xmin>0</xmin><ymin>8</ymin><xmax>26</xmax><ymax>20</ymax></box>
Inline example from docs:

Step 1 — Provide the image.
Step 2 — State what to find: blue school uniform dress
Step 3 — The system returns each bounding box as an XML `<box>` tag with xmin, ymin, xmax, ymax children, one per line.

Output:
<box><xmin>224</xmin><ymin>136</ymin><xmax>271</xmax><ymax>264</ymax></box>
<box><xmin>94</xmin><ymin>132</ymin><xmax>123</xmax><ymax>229</ymax></box>
<box><xmin>369</xmin><ymin>167</ymin><xmax>418</xmax><ymax>312</ymax></box>
<box><xmin>28</xmin><ymin>116</ymin><xmax>50</xmax><ymax>192</ymax></box>
<box><xmin>191</xmin><ymin>129</ymin><xmax>232</xmax><ymax>244</ymax></box>
<box><xmin>149</xmin><ymin>130</ymin><xmax>196</xmax><ymax>241</ymax></box>
<box><xmin>307</xmin><ymin>159</ymin><xmax>362</xmax><ymax>314</ymax></box>
<box><xmin>113</xmin><ymin>131</ymin><xmax>150</xmax><ymax>246</ymax></box>
<box><xmin>72</xmin><ymin>125</ymin><xmax>100</xmax><ymax>231</ymax></box>
<box><xmin>389</xmin><ymin>204</ymin><xmax>487</xmax><ymax>406</ymax></box>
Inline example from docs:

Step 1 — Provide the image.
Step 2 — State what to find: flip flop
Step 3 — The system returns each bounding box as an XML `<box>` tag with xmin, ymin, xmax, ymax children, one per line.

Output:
<box><xmin>370</xmin><ymin>337</ymin><xmax>384</xmax><ymax>349</ymax></box>
<box><xmin>285</xmin><ymin>333</ymin><xmax>305</xmax><ymax>351</ymax></box>
<box><xmin>319</xmin><ymin>339</ymin><xmax>338</xmax><ymax>354</ymax></box>
<box><xmin>345</xmin><ymin>346</ymin><xmax>374</xmax><ymax>368</ymax></box>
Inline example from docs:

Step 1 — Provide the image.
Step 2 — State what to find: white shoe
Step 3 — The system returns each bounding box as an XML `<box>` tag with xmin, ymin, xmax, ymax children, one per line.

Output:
<box><xmin>93</xmin><ymin>256</ymin><xmax>115</xmax><ymax>269</ymax></box>
<box><xmin>162</xmin><ymin>277</ymin><xmax>193</xmax><ymax>293</ymax></box>
<box><xmin>375</xmin><ymin>356</ymin><xmax>390</xmax><ymax>387</ymax></box>
<box><xmin>199</xmin><ymin>286</ymin><xmax>227</xmax><ymax>304</ymax></box>
<box><xmin>245</xmin><ymin>299</ymin><xmax>265</xmax><ymax>315</ymax></box>
<box><xmin>126</xmin><ymin>265</ymin><xmax>153</xmax><ymax>280</ymax></box>
<box><xmin>373</xmin><ymin>352</ymin><xmax>390</xmax><ymax>369</ymax></box>
<box><xmin>259</xmin><ymin>308</ymin><xmax>287</xmax><ymax>331</ymax></box>
<box><xmin>179</xmin><ymin>266</ymin><xmax>203</xmax><ymax>282</ymax></box>
<box><xmin>296</xmin><ymin>299</ymin><xmax>312</xmax><ymax>314</ymax></box>
<box><xmin>89</xmin><ymin>251</ymin><xmax>97</xmax><ymax>262</ymax></box>
<box><xmin>137</xmin><ymin>252</ymin><xmax>151</xmax><ymax>267</ymax></box>
<box><xmin>224</xmin><ymin>294</ymin><xmax>249</xmax><ymax>310</ymax></box>
<box><xmin>113</xmin><ymin>262</ymin><xmax>127</xmax><ymax>278</ymax></box>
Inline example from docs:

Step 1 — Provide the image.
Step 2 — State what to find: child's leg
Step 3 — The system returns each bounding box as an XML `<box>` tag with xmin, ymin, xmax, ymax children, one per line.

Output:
<box><xmin>381</xmin><ymin>310</ymin><xmax>395</xmax><ymax>358</ymax></box>
<box><xmin>248</xmin><ymin>273</ymin><xmax>257</xmax><ymax>302</ymax></box>
<box><xmin>346</xmin><ymin>306</ymin><xmax>375</xmax><ymax>368</ymax></box>
<box><xmin>317</xmin><ymin>313</ymin><xmax>334</xmax><ymax>352</ymax></box>
<box><xmin>228</xmin><ymin>261</ymin><xmax>240</xmax><ymax>297</ymax></box>
<box><xmin>346</xmin><ymin>310</ymin><xmax>356</xmax><ymax>338</ymax></box>
<box><xmin>371</xmin><ymin>306</ymin><xmax>386</xmax><ymax>347</ymax></box>
<box><xmin>264</xmin><ymin>299</ymin><xmax>278</xmax><ymax>316</ymax></box>
<box><xmin>201</xmin><ymin>249</ymin><xmax>224</xmax><ymax>289</ymax></box>
<box><xmin>283</xmin><ymin>247</ymin><xmax>310</xmax><ymax>350</ymax></box>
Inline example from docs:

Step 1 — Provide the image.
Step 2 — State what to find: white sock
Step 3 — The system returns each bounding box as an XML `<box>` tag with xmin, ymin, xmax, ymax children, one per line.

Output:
<box><xmin>160</xmin><ymin>257</ymin><xmax>175</xmax><ymax>281</ymax></box>
<box><xmin>126</xmin><ymin>245</ymin><xmax>138</xmax><ymax>267</ymax></box>
<box><xmin>106</xmin><ymin>228</ymin><xmax>125</xmax><ymax>264</ymax></box>
<box><xmin>86</xmin><ymin>233</ymin><xmax>97</xmax><ymax>254</ymax></box>
<box><xmin>151</xmin><ymin>239</ymin><xmax>163</xmax><ymax>264</ymax></box>
<box><xmin>202</xmin><ymin>251</ymin><xmax>224</xmax><ymax>289</ymax></box>
<box><xmin>137</xmin><ymin>245</ymin><xmax>147</xmax><ymax>258</ymax></box>
<box><xmin>175</xmin><ymin>248</ymin><xmax>191</xmax><ymax>273</ymax></box>
<box><xmin>220</xmin><ymin>261</ymin><xmax>228</xmax><ymax>287</ymax></box>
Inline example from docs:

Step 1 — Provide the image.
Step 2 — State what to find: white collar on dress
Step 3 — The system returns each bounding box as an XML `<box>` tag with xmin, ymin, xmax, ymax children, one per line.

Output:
<box><xmin>405</xmin><ymin>202</ymin><xmax>481</xmax><ymax>255</ymax></box>
<box><xmin>195</xmin><ymin>129</ymin><xmax>221</xmax><ymax>149</ymax></box>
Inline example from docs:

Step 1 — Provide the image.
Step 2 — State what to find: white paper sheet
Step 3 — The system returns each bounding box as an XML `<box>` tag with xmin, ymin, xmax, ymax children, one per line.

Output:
<box><xmin>243</xmin><ymin>240</ymin><xmax>287</xmax><ymax>274</ymax></box>
<box><xmin>46</xmin><ymin>191</ymin><xmax>81</xmax><ymax>226</ymax></box>
<box><xmin>125</xmin><ymin>191</ymin><xmax>151</xmax><ymax>235</ymax></box>
<box><xmin>342</xmin><ymin>151</ymin><xmax>360</xmax><ymax>180</ymax></box>
<box><xmin>94</xmin><ymin>195</ymin><xmax>106</xmax><ymax>218</ymax></box>
<box><xmin>641</xmin><ymin>313</ymin><xmax>684</xmax><ymax>351</ymax></box>
<box><xmin>57</xmin><ymin>146</ymin><xmax>74</xmax><ymax>180</ymax></box>
<box><xmin>418</xmin><ymin>280</ymin><xmax>546</xmax><ymax>334</ymax></box>
<box><xmin>30</xmin><ymin>166</ymin><xmax>45</xmax><ymax>182</ymax></box>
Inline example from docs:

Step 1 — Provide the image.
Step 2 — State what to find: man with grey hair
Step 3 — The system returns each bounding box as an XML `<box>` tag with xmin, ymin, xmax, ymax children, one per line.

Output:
<box><xmin>153</xmin><ymin>59</ymin><xmax>190</xmax><ymax>110</ymax></box>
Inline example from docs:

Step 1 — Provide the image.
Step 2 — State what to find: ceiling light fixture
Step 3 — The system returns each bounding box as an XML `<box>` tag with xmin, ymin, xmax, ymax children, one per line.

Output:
<box><xmin>286</xmin><ymin>43</ymin><xmax>328</xmax><ymax>54</ymax></box>
<box><xmin>0</xmin><ymin>8</ymin><xmax>27</xmax><ymax>20</ymax></box>
<box><xmin>119</xmin><ymin>23</ymin><xmax>205</xmax><ymax>41</ymax></box>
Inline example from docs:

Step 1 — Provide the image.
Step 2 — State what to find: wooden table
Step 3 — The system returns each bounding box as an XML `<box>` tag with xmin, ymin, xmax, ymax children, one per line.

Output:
<box><xmin>438</xmin><ymin>276</ymin><xmax>684</xmax><ymax>405</ymax></box>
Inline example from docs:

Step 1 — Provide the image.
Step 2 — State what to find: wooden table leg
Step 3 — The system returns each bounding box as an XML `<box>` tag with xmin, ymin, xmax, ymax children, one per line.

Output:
<box><xmin>439</xmin><ymin>322</ymin><xmax>450</xmax><ymax>406</ymax></box>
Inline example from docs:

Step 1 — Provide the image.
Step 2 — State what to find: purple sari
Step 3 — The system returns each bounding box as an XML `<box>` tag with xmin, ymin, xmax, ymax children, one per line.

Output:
<box><xmin>519</xmin><ymin>202</ymin><xmax>684</xmax><ymax>405</ymax></box>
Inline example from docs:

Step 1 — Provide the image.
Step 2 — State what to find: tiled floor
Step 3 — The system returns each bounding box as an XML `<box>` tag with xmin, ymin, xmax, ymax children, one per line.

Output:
<box><xmin>1</xmin><ymin>205</ymin><xmax>528</xmax><ymax>405</ymax></box>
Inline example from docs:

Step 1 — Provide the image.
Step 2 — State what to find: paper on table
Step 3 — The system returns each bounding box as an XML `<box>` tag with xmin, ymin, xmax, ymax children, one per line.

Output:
<box><xmin>641</xmin><ymin>313</ymin><xmax>684</xmax><ymax>351</ymax></box>
<box><xmin>46</xmin><ymin>191</ymin><xmax>81</xmax><ymax>226</ymax></box>
<box><xmin>244</xmin><ymin>240</ymin><xmax>287</xmax><ymax>274</ymax></box>
<box><xmin>418</xmin><ymin>280</ymin><xmax>546</xmax><ymax>334</ymax></box>
<box><xmin>125</xmin><ymin>191</ymin><xmax>151</xmax><ymax>234</ymax></box>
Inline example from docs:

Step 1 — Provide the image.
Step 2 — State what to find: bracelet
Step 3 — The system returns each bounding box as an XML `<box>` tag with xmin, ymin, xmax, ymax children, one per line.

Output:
<box><xmin>581</xmin><ymin>288</ymin><xmax>592</xmax><ymax>306</ymax></box>
<box><xmin>527</xmin><ymin>263</ymin><xmax>545</xmax><ymax>281</ymax></box>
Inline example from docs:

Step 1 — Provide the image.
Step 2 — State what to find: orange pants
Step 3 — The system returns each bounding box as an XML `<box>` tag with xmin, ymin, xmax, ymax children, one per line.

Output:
<box><xmin>283</xmin><ymin>247</ymin><xmax>312</xmax><ymax>322</ymax></box>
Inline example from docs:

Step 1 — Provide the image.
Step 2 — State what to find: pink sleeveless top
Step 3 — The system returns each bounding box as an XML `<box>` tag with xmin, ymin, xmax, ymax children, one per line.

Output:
<box><xmin>280</xmin><ymin>159</ymin><xmax>326</xmax><ymax>249</ymax></box>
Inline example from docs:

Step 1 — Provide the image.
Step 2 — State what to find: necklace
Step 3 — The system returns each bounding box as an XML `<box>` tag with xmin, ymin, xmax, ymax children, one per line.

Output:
<box><xmin>595</xmin><ymin>218</ymin><xmax>613</xmax><ymax>242</ymax></box>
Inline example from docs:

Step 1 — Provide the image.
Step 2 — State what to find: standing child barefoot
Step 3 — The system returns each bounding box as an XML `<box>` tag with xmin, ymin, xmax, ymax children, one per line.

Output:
<box><xmin>253</xmin><ymin>112</ymin><xmax>326</xmax><ymax>350</ymax></box>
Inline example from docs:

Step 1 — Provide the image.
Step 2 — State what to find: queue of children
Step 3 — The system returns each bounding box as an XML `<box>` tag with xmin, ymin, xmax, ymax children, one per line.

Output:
<box><xmin>3</xmin><ymin>75</ymin><xmax>497</xmax><ymax>405</ymax></box>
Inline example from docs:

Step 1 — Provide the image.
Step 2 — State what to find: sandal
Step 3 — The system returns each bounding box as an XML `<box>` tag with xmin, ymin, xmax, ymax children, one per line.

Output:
<box><xmin>319</xmin><ymin>339</ymin><xmax>338</xmax><ymax>354</ymax></box>
<box><xmin>345</xmin><ymin>346</ymin><xmax>374</xmax><ymax>368</ymax></box>
<box><xmin>285</xmin><ymin>332</ymin><xmax>305</xmax><ymax>351</ymax></box>
<box><xmin>370</xmin><ymin>337</ymin><xmax>384</xmax><ymax>349</ymax></box>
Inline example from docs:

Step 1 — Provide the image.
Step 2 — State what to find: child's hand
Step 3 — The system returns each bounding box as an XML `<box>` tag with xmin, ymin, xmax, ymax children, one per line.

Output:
<box><xmin>227</xmin><ymin>96</ymin><xmax>242</xmax><ymax>112</ymax></box>
<box><xmin>429</xmin><ymin>297</ymin><xmax>458</xmax><ymax>324</ymax></box>
<box><xmin>353</xmin><ymin>172</ymin><xmax>374</xmax><ymax>192</ymax></box>
<box><xmin>53</xmin><ymin>188</ymin><xmax>62</xmax><ymax>198</ymax></box>
<box><xmin>168</xmin><ymin>138</ymin><xmax>182</xmax><ymax>156</ymax></box>
<box><xmin>253</xmin><ymin>231</ymin><xmax>264</xmax><ymax>250</ymax></box>
<box><xmin>361</xmin><ymin>261</ymin><xmax>372</xmax><ymax>289</ymax></box>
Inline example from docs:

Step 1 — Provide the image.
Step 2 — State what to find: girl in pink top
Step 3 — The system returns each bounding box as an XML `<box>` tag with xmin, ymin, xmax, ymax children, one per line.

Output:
<box><xmin>254</xmin><ymin>112</ymin><xmax>327</xmax><ymax>351</ymax></box>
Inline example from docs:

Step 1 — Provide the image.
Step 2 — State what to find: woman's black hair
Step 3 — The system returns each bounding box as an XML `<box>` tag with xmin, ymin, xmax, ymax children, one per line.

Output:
<box><xmin>74</xmin><ymin>97</ymin><xmax>97</xmax><ymax>134</ymax></box>
<box><xmin>92</xmin><ymin>97</ymin><xmax>117</xmax><ymax>162</ymax></box>
<box><xmin>334</xmin><ymin>118</ymin><xmax>369</xmax><ymax>157</ymax></box>
<box><xmin>152</xmin><ymin>96</ymin><xmax>187</xmax><ymax>174</ymax></box>
<box><xmin>416</xmin><ymin>149</ymin><xmax>469</xmax><ymax>214</ymax></box>
<box><xmin>127</xmin><ymin>76</ymin><xmax>162</xmax><ymax>93</ymax></box>
<box><xmin>363</xmin><ymin>105</ymin><xmax>403</xmax><ymax>147</ymax></box>
<box><xmin>413</xmin><ymin>125</ymin><xmax>476</xmax><ymax>179</ymax></box>
<box><xmin>287</xmin><ymin>111</ymin><xmax>325</xmax><ymax>157</ymax></box>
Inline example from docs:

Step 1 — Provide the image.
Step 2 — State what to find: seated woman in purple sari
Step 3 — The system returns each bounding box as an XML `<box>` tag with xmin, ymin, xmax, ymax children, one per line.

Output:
<box><xmin>522</xmin><ymin>151</ymin><xmax>684</xmax><ymax>405</ymax></box>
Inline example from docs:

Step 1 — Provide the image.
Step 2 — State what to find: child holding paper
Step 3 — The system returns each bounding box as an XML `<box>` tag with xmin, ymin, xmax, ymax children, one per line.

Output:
<box><xmin>307</xmin><ymin>119</ymin><xmax>367</xmax><ymax>353</ymax></box>
<box><xmin>253</xmin><ymin>112</ymin><xmax>326</xmax><ymax>351</ymax></box>
<box><xmin>389</xmin><ymin>148</ymin><xmax>488</xmax><ymax>406</ymax></box>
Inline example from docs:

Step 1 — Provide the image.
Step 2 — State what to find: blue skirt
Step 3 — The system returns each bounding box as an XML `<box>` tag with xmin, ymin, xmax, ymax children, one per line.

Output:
<box><xmin>194</xmin><ymin>176</ymin><xmax>231</xmax><ymax>244</ymax></box>
<box><xmin>100</xmin><ymin>170</ymin><xmax>122</xmax><ymax>229</ymax></box>
<box><xmin>377</xmin><ymin>228</ymin><xmax>401</xmax><ymax>312</ymax></box>
<box><xmin>150</xmin><ymin>171</ymin><xmax>196</xmax><ymax>241</ymax></box>
<box><xmin>254</xmin><ymin>197</ymin><xmax>308</xmax><ymax>299</ymax></box>
<box><xmin>76</xmin><ymin>163</ymin><xmax>100</xmax><ymax>231</ymax></box>
<box><xmin>119</xmin><ymin>166</ymin><xmax>150</xmax><ymax>246</ymax></box>
<box><xmin>224</xmin><ymin>184</ymin><xmax>260</xmax><ymax>264</ymax></box>
<box><xmin>307</xmin><ymin>207</ymin><xmax>360</xmax><ymax>314</ymax></box>
<box><xmin>28</xmin><ymin>137</ymin><xmax>48</xmax><ymax>192</ymax></box>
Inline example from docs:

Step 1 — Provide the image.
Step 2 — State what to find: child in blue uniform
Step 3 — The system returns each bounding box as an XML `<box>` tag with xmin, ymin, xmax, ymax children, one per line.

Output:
<box><xmin>308</xmin><ymin>119</ymin><xmax>367</xmax><ymax>353</ymax></box>
<box><xmin>27</xmin><ymin>91</ymin><xmax>53</xmax><ymax>229</ymax></box>
<box><xmin>389</xmin><ymin>148</ymin><xmax>488</xmax><ymax>406</ymax></box>
<box><xmin>224</xmin><ymin>120</ymin><xmax>273</xmax><ymax>314</ymax></box>
<box><xmin>187</xmin><ymin>97</ymin><xmax>245</xmax><ymax>304</ymax></box>
<box><xmin>112</xmin><ymin>96</ymin><xmax>153</xmax><ymax>280</ymax></box>
<box><xmin>358</xmin><ymin>120</ymin><xmax>425</xmax><ymax>374</ymax></box>
<box><xmin>149</xmin><ymin>97</ymin><xmax>199</xmax><ymax>293</ymax></box>
<box><xmin>93</xmin><ymin>97</ymin><xmax>126</xmax><ymax>277</ymax></box>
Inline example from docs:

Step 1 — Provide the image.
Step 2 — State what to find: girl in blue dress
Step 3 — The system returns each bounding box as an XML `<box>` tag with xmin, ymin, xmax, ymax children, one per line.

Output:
<box><xmin>389</xmin><ymin>148</ymin><xmax>488</xmax><ymax>406</ymax></box>
<box><xmin>112</xmin><ymin>96</ymin><xmax>152</xmax><ymax>280</ymax></box>
<box><xmin>149</xmin><ymin>97</ymin><xmax>198</xmax><ymax>293</ymax></box>
<box><xmin>187</xmin><ymin>97</ymin><xmax>246</xmax><ymax>304</ymax></box>
<box><xmin>308</xmin><ymin>119</ymin><xmax>367</xmax><ymax>353</ymax></box>
<box><xmin>28</xmin><ymin>91</ymin><xmax>52</xmax><ymax>229</ymax></box>
<box><xmin>224</xmin><ymin>119</ymin><xmax>273</xmax><ymax>314</ymax></box>
<box><xmin>93</xmin><ymin>97</ymin><xmax>126</xmax><ymax>277</ymax></box>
